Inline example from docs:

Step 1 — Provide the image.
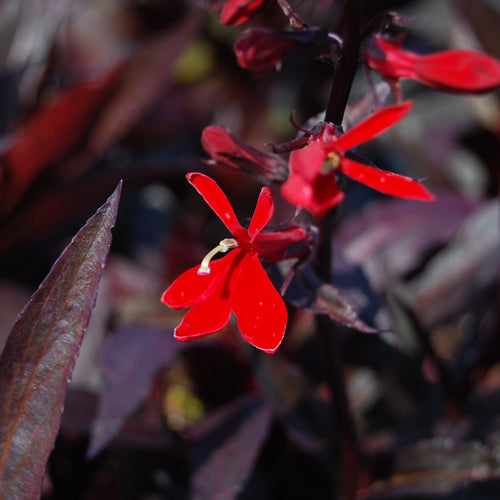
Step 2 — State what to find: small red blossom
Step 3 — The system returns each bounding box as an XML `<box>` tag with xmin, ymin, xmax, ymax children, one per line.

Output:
<box><xmin>364</xmin><ymin>35</ymin><xmax>500</xmax><ymax>94</ymax></box>
<box><xmin>220</xmin><ymin>0</ymin><xmax>266</xmax><ymax>26</ymax></box>
<box><xmin>281</xmin><ymin>101</ymin><xmax>434</xmax><ymax>217</ymax></box>
<box><xmin>234</xmin><ymin>27</ymin><xmax>340</xmax><ymax>71</ymax></box>
<box><xmin>202</xmin><ymin>125</ymin><xmax>288</xmax><ymax>183</ymax></box>
<box><xmin>162</xmin><ymin>172</ymin><xmax>307</xmax><ymax>353</ymax></box>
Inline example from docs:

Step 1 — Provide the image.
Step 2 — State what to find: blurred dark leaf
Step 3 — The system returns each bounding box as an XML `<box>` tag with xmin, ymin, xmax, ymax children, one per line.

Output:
<box><xmin>453</xmin><ymin>0</ymin><xmax>500</xmax><ymax>59</ymax></box>
<box><xmin>360</xmin><ymin>438</ymin><xmax>500</xmax><ymax>499</ymax></box>
<box><xmin>400</xmin><ymin>200</ymin><xmax>500</xmax><ymax>326</ymax></box>
<box><xmin>191</xmin><ymin>399</ymin><xmax>272</xmax><ymax>500</ymax></box>
<box><xmin>286</xmin><ymin>263</ymin><xmax>376</xmax><ymax>332</ymax></box>
<box><xmin>337</xmin><ymin>192</ymin><xmax>481</xmax><ymax>290</ymax></box>
<box><xmin>249</xmin><ymin>351</ymin><xmax>332</xmax><ymax>455</ymax></box>
<box><xmin>0</xmin><ymin>65</ymin><xmax>124</xmax><ymax>218</ymax></box>
<box><xmin>87</xmin><ymin>13</ymin><xmax>198</xmax><ymax>155</ymax></box>
<box><xmin>87</xmin><ymin>324</ymin><xmax>185</xmax><ymax>458</ymax></box>
<box><xmin>0</xmin><ymin>182</ymin><xmax>121</xmax><ymax>498</ymax></box>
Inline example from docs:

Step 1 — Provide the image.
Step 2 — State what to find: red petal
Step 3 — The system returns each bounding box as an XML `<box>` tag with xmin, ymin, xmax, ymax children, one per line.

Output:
<box><xmin>162</xmin><ymin>250</ymin><xmax>239</xmax><ymax>308</ymax></box>
<box><xmin>186</xmin><ymin>173</ymin><xmax>247</xmax><ymax>240</ymax></box>
<box><xmin>253</xmin><ymin>226</ymin><xmax>307</xmax><ymax>260</ymax></box>
<box><xmin>174</xmin><ymin>297</ymin><xmax>232</xmax><ymax>341</ymax></box>
<box><xmin>173</xmin><ymin>249</ymin><xmax>246</xmax><ymax>340</ymax></box>
<box><xmin>334</xmin><ymin>102</ymin><xmax>413</xmax><ymax>152</ymax></box>
<box><xmin>414</xmin><ymin>50</ymin><xmax>500</xmax><ymax>93</ymax></box>
<box><xmin>281</xmin><ymin>170</ymin><xmax>344</xmax><ymax>217</ymax></box>
<box><xmin>288</xmin><ymin>139</ymin><xmax>326</xmax><ymax>180</ymax></box>
<box><xmin>201</xmin><ymin>126</ymin><xmax>239</xmax><ymax>161</ymax></box>
<box><xmin>220</xmin><ymin>0</ymin><xmax>266</xmax><ymax>26</ymax></box>
<box><xmin>341</xmin><ymin>157</ymin><xmax>434</xmax><ymax>201</ymax></box>
<box><xmin>248</xmin><ymin>187</ymin><xmax>274</xmax><ymax>242</ymax></box>
<box><xmin>232</xmin><ymin>253</ymin><xmax>287</xmax><ymax>353</ymax></box>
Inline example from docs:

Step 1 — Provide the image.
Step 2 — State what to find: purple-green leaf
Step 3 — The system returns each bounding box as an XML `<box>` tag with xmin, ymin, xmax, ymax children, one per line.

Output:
<box><xmin>0</xmin><ymin>182</ymin><xmax>121</xmax><ymax>499</ymax></box>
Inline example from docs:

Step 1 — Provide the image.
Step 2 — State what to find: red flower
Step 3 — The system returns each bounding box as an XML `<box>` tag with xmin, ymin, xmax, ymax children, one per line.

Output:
<box><xmin>364</xmin><ymin>35</ymin><xmax>500</xmax><ymax>94</ymax></box>
<box><xmin>202</xmin><ymin>125</ymin><xmax>288</xmax><ymax>183</ymax></box>
<box><xmin>162</xmin><ymin>173</ymin><xmax>307</xmax><ymax>353</ymax></box>
<box><xmin>281</xmin><ymin>101</ymin><xmax>434</xmax><ymax>217</ymax></box>
<box><xmin>234</xmin><ymin>27</ymin><xmax>340</xmax><ymax>71</ymax></box>
<box><xmin>220</xmin><ymin>0</ymin><xmax>266</xmax><ymax>26</ymax></box>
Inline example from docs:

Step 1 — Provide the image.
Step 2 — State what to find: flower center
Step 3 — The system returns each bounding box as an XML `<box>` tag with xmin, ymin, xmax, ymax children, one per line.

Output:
<box><xmin>322</xmin><ymin>151</ymin><xmax>340</xmax><ymax>173</ymax></box>
<box><xmin>197</xmin><ymin>238</ymin><xmax>239</xmax><ymax>275</ymax></box>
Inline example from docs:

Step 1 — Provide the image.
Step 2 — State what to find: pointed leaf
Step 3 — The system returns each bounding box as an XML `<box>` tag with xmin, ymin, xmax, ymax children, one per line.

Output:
<box><xmin>192</xmin><ymin>402</ymin><xmax>272</xmax><ymax>500</ymax></box>
<box><xmin>0</xmin><ymin>182</ymin><xmax>121</xmax><ymax>499</ymax></box>
<box><xmin>287</xmin><ymin>264</ymin><xmax>376</xmax><ymax>333</ymax></box>
<box><xmin>87</xmin><ymin>325</ymin><xmax>186</xmax><ymax>459</ymax></box>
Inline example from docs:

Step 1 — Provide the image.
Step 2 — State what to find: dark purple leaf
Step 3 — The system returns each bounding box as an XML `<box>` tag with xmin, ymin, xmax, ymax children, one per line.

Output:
<box><xmin>0</xmin><ymin>182</ymin><xmax>121</xmax><ymax>499</ymax></box>
<box><xmin>400</xmin><ymin>200</ymin><xmax>500</xmax><ymax>326</ymax></box>
<box><xmin>336</xmin><ymin>192</ymin><xmax>481</xmax><ymax>290</ymax></box>
<box><xmin>191</xmin><ymin>401</ymin><xmax>272</xmax><ymax>500</ymax></box>
<box><xmin>286</xmin><ymin>263</ymin><xmax>376</xmax><ymax>333</ymax></box>
<box><xmin>87</xmin><ymin>324</ymin><xmax>185</xmax><ymax>459</ymax></box>
<box><xmin>360</xmin><ymin>438</ymin><xmax>500</xmax><ymax>499</ymax></box>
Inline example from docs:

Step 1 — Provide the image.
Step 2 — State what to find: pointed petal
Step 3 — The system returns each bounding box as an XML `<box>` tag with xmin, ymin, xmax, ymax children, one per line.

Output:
<box><xmin>232</xmin><ymin>253</ymin><xmax>287</xmax><ymax>353</ymax></box>
<box><xmin>415</xmin><ymin>50</ymin><xmax>500</xmax><ymax>93</ymax></box>
<box><xmin>186</xmin><ymin>173</ymin><xmax>247</xmax><ymax>239</ymax></box>
<box><xmin>173</xmin><ymin>249</ymin><xmax>246</xmax><ymax>340</ymax></box>
<box><xmin>341</xmin><ymin>157</ymin><xmax>434</xmax><ymax>201</ymax></box>
<box><xmin>248</xmin><ymin>187</ymin><xmax>274</xmax><ymax>242</ymax></box>
<box><xmin>335</xmin><ymin>101</ymin><xmax>413</xmax><ymax>152</ymax></box>
<box><xmin>162</xmin><ymin>250</ymin><xmax>240</xmax><ymax>309</ymax></box>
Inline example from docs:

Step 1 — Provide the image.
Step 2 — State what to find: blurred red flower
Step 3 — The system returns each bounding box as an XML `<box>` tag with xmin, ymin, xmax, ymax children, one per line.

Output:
<box><xmin>364</xmin><ymin>35</ymin><xmax>500</xmax><ymax>94</ymax></box>
<box><xmin>281</xmin><ymin>101</ymin><xmax>434</xmax><ymax>217</ymax></box>
<box><xmin>220</xmin><ymin>0</ymin><xmax>266</xmax><ymax>26</ymax></box>
<box><xmin>162</xmin><ymin>172</ymin><xmax>307</xmax><ymax>353</ymax></box>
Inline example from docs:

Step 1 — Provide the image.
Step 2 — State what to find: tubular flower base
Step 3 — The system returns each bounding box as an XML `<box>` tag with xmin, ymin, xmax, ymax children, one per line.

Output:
<box><xmin>220</xmin><ymin>0</ymin><xmax>266</xmax><ymax>26</ymax></box>
<box><xmin>162</xmin><ymin>173</ymin><xmax>307</xmax><ymax>353</ymax></box>
<box><xmin>281</xmin><ymin>101</ymin><xmax>434</xmax><ymax>217</ymax></box>
<box><xmin>364</xmin><ymin>35</ymin><xmax>500</xmax><ymax>94</ymax></box>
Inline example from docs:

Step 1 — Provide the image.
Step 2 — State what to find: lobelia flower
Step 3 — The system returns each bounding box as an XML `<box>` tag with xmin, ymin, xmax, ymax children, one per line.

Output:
<box><xmin>234</xmin><ymin>27</ymin><xmax>341</xmax><ymax>71</ymax></box>
<box><xmin>364</xmin><ymin>35</ymin><xmax>500</xmax><ymax>94</ymax></box>
<box><xmin>162</xmin><ymin>172</ymin><xmax>307</xmax><ymax>353</ymax></box>
<box><xmin>220</xmin><ymin>0</ymin><xmax>267</xmax><ymax>26</ymax></box>
<box><xmin>280</xmin><ymin>101</ymin><xmax>434</xmax><ymax>217</ymax></box>
<box><xmin>202</xmin><ymin>125</ymin><xmax>288</xmax><ymax>183</ymax></box>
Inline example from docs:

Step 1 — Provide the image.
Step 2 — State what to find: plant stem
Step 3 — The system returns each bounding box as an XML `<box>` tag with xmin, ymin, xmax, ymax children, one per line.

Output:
<box><xmin>316</xmin><ymin>2</ymin><xmax>362</xmax><ymax>498</ymax></box>
<box><xmin>314</xmin><ymin>212</ymin><xmax>359</xmax><ymax>500</ymax></box>
<box><xmin>325</xmin><ymin>0</ymin><xmax>361</xmax><ymax>125</ymax></box>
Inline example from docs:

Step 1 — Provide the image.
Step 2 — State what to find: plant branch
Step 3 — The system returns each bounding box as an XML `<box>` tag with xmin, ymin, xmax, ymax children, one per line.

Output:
<box><xmin>325</xmin><ymin>0</ymin><xmax>361</xmax><ymax>125</ymax></box>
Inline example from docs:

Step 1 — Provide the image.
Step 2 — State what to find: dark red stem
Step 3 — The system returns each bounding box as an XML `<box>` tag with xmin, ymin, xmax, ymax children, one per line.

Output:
<box><xmin>315</xmin><ymin>2</ymin><xmax>362</xmax><ymax>499</ymax></box>
<box><xmin>325</xmin><ymin>0</ymin><xmax>361</xmax><ymax>125</ymax></box>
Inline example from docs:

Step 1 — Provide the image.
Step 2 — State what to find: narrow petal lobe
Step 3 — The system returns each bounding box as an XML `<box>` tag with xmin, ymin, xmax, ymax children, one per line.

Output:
<box><xmin>187</xmin><ymin>173</ymin><xmax>247</xmax><ymax>239</ymax></box>
<box><xmin>248</xmin><ymin>187</ymin><xmax>274</xmax><ymax>242</ymax></box>
<box><xmin>335</xmin><ymin>101</ymin><xmax>413</xmax><ymax>152</ymax></box>
<box><xmin>341</xmin><ymin>158</ymin><xmax>434</xmax><ymax>201</ymax></box>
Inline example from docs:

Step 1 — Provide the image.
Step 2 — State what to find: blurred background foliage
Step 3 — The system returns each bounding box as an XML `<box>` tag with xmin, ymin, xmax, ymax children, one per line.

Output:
<box><xmin>0</xmin><ymin>0</ymin><xmax>500</xmax><ymax>498</ymax></box>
